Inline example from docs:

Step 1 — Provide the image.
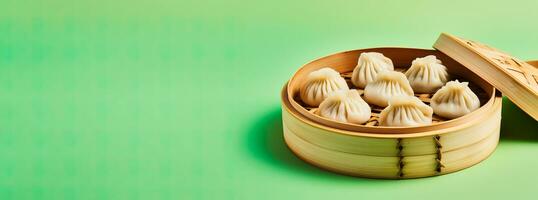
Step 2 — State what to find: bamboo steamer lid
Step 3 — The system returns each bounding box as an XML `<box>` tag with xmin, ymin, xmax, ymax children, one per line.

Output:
<box><xmin>434</xmin><ymin>33</ymin><xmax>538</xmax><ymax>121</ymax></box>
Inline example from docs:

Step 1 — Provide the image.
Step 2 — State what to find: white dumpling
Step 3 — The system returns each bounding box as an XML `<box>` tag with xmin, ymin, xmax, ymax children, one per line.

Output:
<box><xmin>351</xmin><ymin>52</ymin><xmax>394</xmax><ymax>89</ymax></box>
<box><xmin>431</xmin><ymin>80</ymin><xmax>480</xmax><ymax>119</ymax></box>
<box><xmin>363</xmin><ymin>71</ymin><xmax>414</xmax><ymax>107</ymax></box>
<box><xmin>379</xmin><ymin>95</ymin><xmax>433</xmax><ymax>127</ymax></box>
<box><xmin>300</xmin><ymin>67</ymin><xmax>349</xmax><ymax>107</ymax></box>
<box><xmin>405</xmin><ymin>55</ymin><xmax>449</xmax><ymax>93</ymax></box>
<box><xmin>318</xmin><ymin>89</ymin><xmax>371</xmax><ymax>124</ymax></box>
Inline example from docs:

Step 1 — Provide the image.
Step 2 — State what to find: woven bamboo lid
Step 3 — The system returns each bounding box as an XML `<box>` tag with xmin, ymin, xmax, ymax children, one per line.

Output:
<box><xmin>434</xmin><ymin>33</ymin><xmax>538</xmax><ymax>121</ymax></box>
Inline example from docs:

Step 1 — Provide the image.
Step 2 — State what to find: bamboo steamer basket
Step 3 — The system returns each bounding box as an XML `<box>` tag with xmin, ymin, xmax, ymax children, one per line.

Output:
<box><xmin>281</xmin><ymin>47</ymin><xmax>503</xmax><ymax>179</ymax></box>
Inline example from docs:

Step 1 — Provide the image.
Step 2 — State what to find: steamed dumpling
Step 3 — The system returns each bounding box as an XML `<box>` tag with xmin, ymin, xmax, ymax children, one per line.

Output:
<box><xmin>300</xmin><ymin>67</ymin><xmax>349</xmax><ymax>107</ymax></box>
<box><xmin>405</xmin><ymin>55</ymin><xmax>449</xmax><ymax>93</ymax></box>
<box><xmin>318</xmin><ymin>89</ymin><xmax>371</xmax><ymax>124</ymax></box>
<box><xmin>363</xmin><ymin>71</ymin><xmax>414</xmax><ymax>107</ymax></box>
<box><xmin>379</xmin><ymin>95</ymin><xmax>433</xmax><ymax>127</ymax></box>
<box><xmin>431</xmin><ymin>80</ymin><xmax>480</xmax><ymax>119</ymax></box>
<box><xmin>351</xmin><ymin>52</ymin><xmax>394</xmax><ymax>88</ymax></box>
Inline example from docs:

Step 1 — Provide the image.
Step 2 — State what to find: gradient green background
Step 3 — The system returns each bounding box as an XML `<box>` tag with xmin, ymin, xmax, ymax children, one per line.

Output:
<box><xmin>1</xmin><ymin>0</ymin><xmax>538</xmax><ymax>199</ymax></box>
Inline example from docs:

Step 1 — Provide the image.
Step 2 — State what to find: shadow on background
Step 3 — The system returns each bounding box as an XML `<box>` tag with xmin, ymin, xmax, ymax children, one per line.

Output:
<box><xmin>500</xmin><ymin>98</ymin><xmax>538</xmax><ymax>142</ymax></box>
<box><xmin>246</xmin><ymin>108</ymin><xmax>382</xmax><ymax>182</ymax></box>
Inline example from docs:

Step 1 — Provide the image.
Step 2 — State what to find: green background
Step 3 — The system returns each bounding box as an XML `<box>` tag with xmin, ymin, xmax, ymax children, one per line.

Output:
<box><xmin>1</xmin><ymin>0</ymin><xmax>538</xmax><ymax>199</ymax></box>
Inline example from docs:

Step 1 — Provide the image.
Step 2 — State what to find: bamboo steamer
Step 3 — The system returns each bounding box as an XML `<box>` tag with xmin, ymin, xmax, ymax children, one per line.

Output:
<box><xmin>281</xmin><ymin>48</ymin><xmax>503</xmax><ymax>179</ymax></box>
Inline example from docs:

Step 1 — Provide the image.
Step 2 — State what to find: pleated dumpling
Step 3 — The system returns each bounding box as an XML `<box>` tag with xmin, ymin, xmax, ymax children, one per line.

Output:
<box><xmin>379</xmin><ymin>95</ymin><xmax>433</xmax><ymax>127</ymax></box>
<box><xmin>318</xmin><ymin>89</ymin><xmax>371</xmax><ymax>124</ymax></box>
<box><xmin>363</xmin><ymin>71</ymin><xmax>414</xmax><ymax>107</ymax></box>
<box><xmin>431</xmin><ymin>80</ymin><xmax>480</xmax><ymax>119</ymax></box>
<box><xmin>405</xmin><ymin>55</ymin><xmax>449</xmax><ymax>93</ymax></box>
<box><xmin>351</xmin><ymin>52</ymin><xmax>394</xmax><ymax>88</ymax></box>
<box><xmin>300</xmin><ymin>67</ymin><xmax>349</xmax><ymax>107</ymax></box>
